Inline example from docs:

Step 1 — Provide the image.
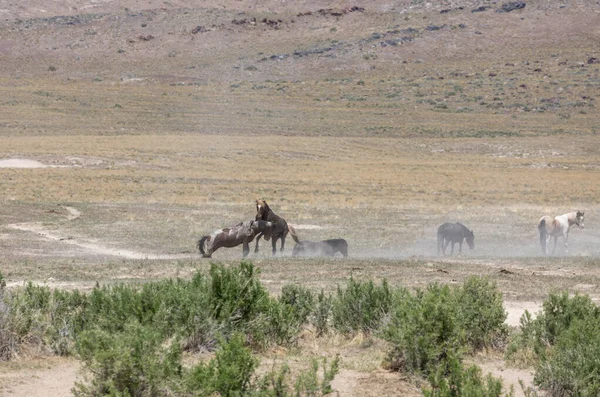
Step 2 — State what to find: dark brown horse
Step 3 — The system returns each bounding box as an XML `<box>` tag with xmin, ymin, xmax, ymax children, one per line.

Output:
<box><xmin>254</xmin><ymin>199</ymin><xmax>298</xmax><ymax>255</ymax></box>
<box><xmin>292</xmin><ymin>239</ymin><xmax>348</xmax><ymax>258</ymax></box>
<box><xmin>197</xmin><ymin>220</ymin><xmax>273</xmax><ymax>258</ymax></box>
<box><xmin>437</xmin><ymin>222</ymin><xmax>474</xmax><ymax>255</ymax></box>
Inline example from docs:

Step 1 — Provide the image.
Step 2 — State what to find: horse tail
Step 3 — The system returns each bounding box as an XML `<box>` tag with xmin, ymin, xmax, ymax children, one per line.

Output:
<box><xmin>538</xmin><ymin>219</ymin><xmax>547</xmax><ymax>255</ymax></box>
<box><xmin>197</xmin><ymin>236</ymin><xmax>210</xmax><ymax>257</ymax></box>
<box><xmin>288</xmin><ymin>225</ymin><xmax>300</xmax><ymax>243</ymax></box>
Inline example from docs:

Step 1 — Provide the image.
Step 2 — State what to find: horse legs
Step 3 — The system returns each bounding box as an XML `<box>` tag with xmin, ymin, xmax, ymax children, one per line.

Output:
<box><xmin>443</xmin><ymin>239</ymin><xmax>450</xmax><ymax>255</ymax></box>
<box><xmin>254</xmin><ymin>233</ymin><xmax>263</xmax><ymax>253</ymax></box>
<box><xmin>552</xmin><ymin>236</ymin><xmax>559</xmax><ymax>255</ymax></box>
<box><xmin>563</xmin><ymin>233</ymin><xmax>569</xmax><ymax>254</ymax></box>
<box><xmin>271</xmin><ymin>236</ymin><xmax>278</xmax><ymax>256</ymax></box>
<box><xmin>242</xmin><ymin>243</ymin><xmax>250</xmax><ymax>258</ymax></box>
<box><xmin>459</xmin><ymin>241</ymin><xmax>463</xmax><ymax>254</ymax></box>
<box><xmin>450</xmin><ymin>242</ymin><xmax>455</xmax><ymax>255</ymax></box>
<box><xmin>279</xmin><ymin>230</ymin><xmax>288</xmax><ymax>254</ymax></box>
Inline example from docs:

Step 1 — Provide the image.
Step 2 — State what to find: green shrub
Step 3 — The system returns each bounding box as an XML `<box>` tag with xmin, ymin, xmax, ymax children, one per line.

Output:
<box><xmin>383</xmin><ymin>277</ymin><xmax>507</xmax><ymax>377</ymax></box>
<box><xmin>187</xmin><ymin>333</ymin><xmax>257</xmax><ymax>396</ymax></box>
<box><xmin>311</xmin><ymin>289</ymin><xmax>332</xmax><ymax>337</ymax></box>
<box><xmin>454</xmin><ymin>277</ymin><xmax>508</xmax><ymax>350</ymax></box>
<box><xmin>279</xmin><ymin>284</ymin><xmax>314</xmax><ymax>325</ymax></box>
<box><xmin>507</xmin><ymin>292</ymin><xmax>600</xmax><ymax>396</ymax></box>
<box><xmin>76</xmin><ymin>328</ymin><xmax>338</xmax><ymax>397</ymax></box>
<box><xmin>259</xmin><ymin>285</ymin><xmax>316</xmax><ymax>346</ymax></box>
<box><xmin>145</xmin><ymin>275</ymin><xmax>216</xmax><ymax>352</ymax></box>
<box><xmin>73</xmin><ymin>322</ymin><xmax>183</xmax><ymax>396</ymax></box>
<box><xmin>331</xmin><ymin>277</ymin><xmax>392</xmax><ymax>335</ymax></box>
<box><xmin>0</xmin><ymin>273</ymin><xmax>14</xmax><ymax>361</ymax></box>
<box><xmin>293</xmin><ymin>356</ymin><xmax>340</xmax><ymax>396</ymax></box>
<box><xmin>534</xmin><ymin>316</ymin><xmax>600</xmax><ymax>396</ymax></box>
<box><xmin>507</xmin><ymin>292</ymin><xmax>600</xmax><ymax>362</ymax></box>
<box><xmin>383</xmin><ymin>284</ymin><xmax>462</xmax><ymax>375</ymax></box>
<box><xmin>424</xmin><ymin>354</ymin><xmax>512</xmax><ymax>397</ymax></box>
<box><xmin>209</xmin><ymin>262</ymin><xmax>270</xmax><ymax>336</ymax></box>
<box><xmin>0</xmin><ymin>283</ymin><xmax>54</xmax><ymax>358</ymax></box>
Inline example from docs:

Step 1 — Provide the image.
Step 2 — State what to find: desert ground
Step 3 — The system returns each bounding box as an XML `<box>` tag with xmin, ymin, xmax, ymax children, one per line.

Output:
<box><xmin>1</xmin><ymin>0</ymin><xmax>599</xmax><ymax>395</ymax></box>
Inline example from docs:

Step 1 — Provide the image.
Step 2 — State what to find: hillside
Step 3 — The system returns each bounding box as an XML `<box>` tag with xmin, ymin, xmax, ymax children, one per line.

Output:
<box><xmin>0</xmin><ymin>0</ymin><xmax>598</xmax><ymax>138</ymax></box>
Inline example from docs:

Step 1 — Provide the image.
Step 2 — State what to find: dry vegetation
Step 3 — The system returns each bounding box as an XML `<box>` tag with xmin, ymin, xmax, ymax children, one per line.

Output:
<box><xmin>1</xmin><ymin>0</ymin><xmax>599</xmax><ymax>395</ymax></box>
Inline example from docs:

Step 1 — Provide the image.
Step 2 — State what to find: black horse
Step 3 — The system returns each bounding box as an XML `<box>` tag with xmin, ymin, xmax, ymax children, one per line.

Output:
<box><xmin>292</xmin><ymin>239</ymin><xmax>348</xmax><ymax>258</ymax></box>
<box><xmin>437</xmin><ymin>222</ymin><xmax>474</xmax><ymax>255</ymax></box>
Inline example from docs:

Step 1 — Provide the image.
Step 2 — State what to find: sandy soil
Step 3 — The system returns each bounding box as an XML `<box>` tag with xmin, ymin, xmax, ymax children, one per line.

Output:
<box><xmin>0</xmin><ymin>358</ymin><xmax>80</xmax><ymax>397</ymax></box>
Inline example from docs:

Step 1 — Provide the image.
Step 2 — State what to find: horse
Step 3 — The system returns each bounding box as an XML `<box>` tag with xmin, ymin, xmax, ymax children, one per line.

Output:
<box><xmin>197</xmin><ymin>220</ymin><xmax>273</xmax><ymax>258</ymax></box>
<box><xmin>538</xmin><ymin>211</ymin><xmax>584</xmax><ymax>255</ymax></box>
<box><xmin>254</xmin><ymin>199</ymin><xmax>298</xmax><ymax>255</ymax></box>
<box><xmin>292</xmin><ymin>239</ymin><xmax>349</xmax><ymax>258</ymax></box>
<box><xmin>437</xmin><ymin>222</ymin><xmax>475</xmax><ymax>255</ymax></box>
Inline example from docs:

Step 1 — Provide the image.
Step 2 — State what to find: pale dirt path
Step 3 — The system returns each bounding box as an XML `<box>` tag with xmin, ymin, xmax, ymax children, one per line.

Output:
<box><xmin>6</xmin><ymin>205</ymin><xmax>194</xmax><ymax>260</ymax></box>
<box><xmin>0</xmin><ymin>358</ymin><xmax>80</xmax><ymax>397</ymax></box>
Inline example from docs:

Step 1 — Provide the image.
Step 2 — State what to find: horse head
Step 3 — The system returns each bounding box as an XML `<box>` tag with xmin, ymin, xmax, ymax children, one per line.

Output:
<box><xmin>576</xmin><ymin>211</ymin><xmax>585</xmax><ymax>229</ymax></box>
<box><xmin>466</xmin><ymin>229</ymin><xmax>475</xmax><ymax>249</ymax></box>
<box><xmin>255</xmin><ymin>199</ymin><xmax>270</xmax><ymax>221</ymax></box>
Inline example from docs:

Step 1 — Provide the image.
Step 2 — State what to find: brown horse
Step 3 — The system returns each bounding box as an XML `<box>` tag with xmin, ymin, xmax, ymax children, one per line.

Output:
<box><xmin>292</xmin><ymin>239</ymin><xmax>349</xmax><ymax>258</ymax></box>
<box><xmin>538</xmin><ymin>211</ymin><xmax>584</xmax><ymax>255</ymax></box>
<box><xmin>254</xmin><ymin>199</ymin><xmax>298</xmax><ymax>255</ymax></box>
<box><xmin>197</xmin><ymin>220</ymin><xmax>273</xmax><ymax>258</ymax></box>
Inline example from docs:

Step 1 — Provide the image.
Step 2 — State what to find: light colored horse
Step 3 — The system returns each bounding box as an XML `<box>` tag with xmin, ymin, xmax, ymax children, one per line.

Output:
<box><xmin>538</xmin><ymin>211</ymin><xmax>584</xmax><ymax>255</ymax></box>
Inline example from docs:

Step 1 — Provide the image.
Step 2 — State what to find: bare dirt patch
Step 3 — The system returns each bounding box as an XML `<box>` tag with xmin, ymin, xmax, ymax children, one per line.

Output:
<box><xmin>0</xmin><ymin>159</ymin><xmax>48</xmax><ymax>169</ymax></box>
<box><xmin>0</xmin><ymin>357</ymin><xmax>80</xmax><ymax>397</ymax></box>
<box><xmin>473</xmin><ymin>354</ymin><xmax>535</xmax><ymax>397</ymax></box>
<box><xmin>504</xmin><ymin>301</ymin><xmax>542</xmax><ymax>327</ymax></box>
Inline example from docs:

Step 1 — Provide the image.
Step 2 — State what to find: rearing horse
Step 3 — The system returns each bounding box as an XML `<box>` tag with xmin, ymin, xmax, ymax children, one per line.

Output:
<box><xmin>254</xmin><ymin>199</ymin><xmax>298</xmax><ymax>255</ymax></box>
<box><xmin>538</xmin><ymin>211</ymin><xmax>584</xmax><ymax>255</ymax></box>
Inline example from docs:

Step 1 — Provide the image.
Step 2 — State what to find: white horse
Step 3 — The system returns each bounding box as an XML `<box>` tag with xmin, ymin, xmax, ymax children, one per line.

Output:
<box><xmin>538</xmin><ymin>211</ymin><xmax>585</xmax><ymax>255</ymax></box>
